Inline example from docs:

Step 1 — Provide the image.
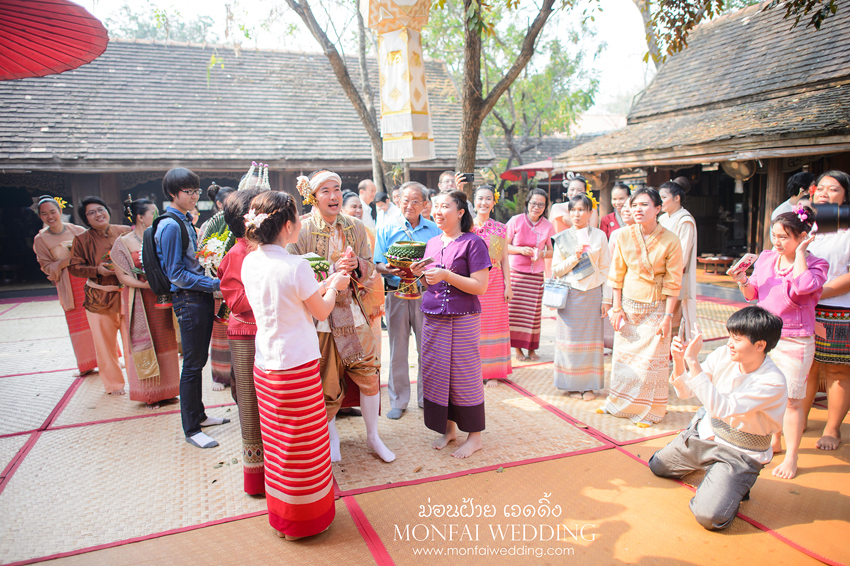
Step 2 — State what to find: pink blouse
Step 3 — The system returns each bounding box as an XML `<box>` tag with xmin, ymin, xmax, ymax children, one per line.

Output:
<box><xmin>506</xmin><ymin>214</ymin><xmax>555</xmax><ymax>274</ymax></box>
<box><xmin>748</xmin><ymin>250</ymin><xmax>828</xmax><ymax>337</ymax></box>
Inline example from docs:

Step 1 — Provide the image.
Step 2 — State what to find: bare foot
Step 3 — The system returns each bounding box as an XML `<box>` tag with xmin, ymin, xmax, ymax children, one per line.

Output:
<box><xmin>146</xmin><ymin>403</ymin><xmax>160</xmax><ymax>410</ymax></box>
<box><xmin>569</xmin><ymin>391</ymin><xmax>583</xmax><ymax>399</ymax></box>
<box><xmin>452</xmin><ymin>434</ymin><xmax>483</xmax><ymax>459</ymax></box>
<box><xmin>527</xmin><ymin>350</ymin><xmax>540</xmax><ymax>361</ymax></box>
<box><xmin>772</xmin><ymin>456</ymin><xmax>798</xmax><ymax>480</ymax></box>
<box><xmin>276</xmin><ymin>530</ymin><xmax>304</xmax><ymax>540</ymax></box>
<box><xmin>109</xmin><ymin>388</ymin><xmax>125</xmax><ymax>396</ymax></box>
<box><xmin>771</xmin><ymin>436</ymin><xmax>784</xmax><ymax>454</ymax></box>
<box><xmin>514</xmin><ymin>348</ymin><xmax>527</xmax><ymax>362</ymax></box>
<box><xmin>582</xmin><ymin>391</ymin><xmax>597</xmax><ymax>401</ymax></box>
<box><xmin>816</xmin><ymin>434</ymin><xmax>841</xmax><ymax>450</ymax></box>
<box><xmin>212</xmin><ymin>382</ymin><xmax>225</xmax><ymax>391</ymax></box>
<box><xmin>432</xmin><ymin>431</ymin><xmax>457</xmax><ymax>450</ymax></box>
<box><xmin>486</xmin><ymin>380</ymin><xmax>500</xmax><ymax>388</ymax></box>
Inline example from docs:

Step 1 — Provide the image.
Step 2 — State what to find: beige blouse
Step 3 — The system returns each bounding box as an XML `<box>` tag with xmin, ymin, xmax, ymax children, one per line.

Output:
<box><xmin>608</xmin><ymin>224</ymin><xmax>684</xmax><ymax>304</ymax></box>
<box><xmin>551</xmin><ymin>225</ymin><xmax>612</xmax><ymax>302</ymax></box>
<box><xmin>33</xmin><ymin>223</ymin><xmax>87</xmax><ymax>311</ymax></box>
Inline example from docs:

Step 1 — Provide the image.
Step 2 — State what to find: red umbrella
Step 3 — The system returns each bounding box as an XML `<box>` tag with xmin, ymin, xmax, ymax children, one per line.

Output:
<box><xmin>0</xmin><ymin>0</ymin><xmax>108</xmax><ymax>81</ymax></box>
<box><xmin>499</xmin><ymin>158</ymin><xmax>554</xmax><ymax>181</ymax></box>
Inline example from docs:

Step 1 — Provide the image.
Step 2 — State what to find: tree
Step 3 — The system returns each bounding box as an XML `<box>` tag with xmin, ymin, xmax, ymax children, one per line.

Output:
<box><xmin>104</xmin><ymin>1</ymin><xmax>218</xmax><ymax>43</ymax></box>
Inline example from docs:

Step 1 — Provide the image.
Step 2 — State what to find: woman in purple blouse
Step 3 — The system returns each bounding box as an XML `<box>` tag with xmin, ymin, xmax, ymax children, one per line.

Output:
<box><xmin>728</xmin><ymin>205</ymin><xmax>827</xmax><ymax>480</ymax></box>
<box><xmin>411</xmin><ymin>190</ymin><xmax>492</xmax><ymax>459</ymax></box>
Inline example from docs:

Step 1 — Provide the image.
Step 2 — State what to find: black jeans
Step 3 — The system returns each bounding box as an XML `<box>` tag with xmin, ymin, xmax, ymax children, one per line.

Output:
<box><xmin>173</xmin><ymin>290</ymin><xmax>215</xmax><ymax>437</ymax></box>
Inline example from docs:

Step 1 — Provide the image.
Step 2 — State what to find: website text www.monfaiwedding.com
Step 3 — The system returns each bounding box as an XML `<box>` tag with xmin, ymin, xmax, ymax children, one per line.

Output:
<box><xmin>394</xmin><ymin>494</ymin><xmax>596</xmax><ymax>559</ymax></box>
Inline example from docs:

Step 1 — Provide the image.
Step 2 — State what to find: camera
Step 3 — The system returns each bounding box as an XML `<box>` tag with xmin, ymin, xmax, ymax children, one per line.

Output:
<box><xmin>813</xmin><ymin>203</ymin><xmax>850</xmax><ymax>233</ymax></box>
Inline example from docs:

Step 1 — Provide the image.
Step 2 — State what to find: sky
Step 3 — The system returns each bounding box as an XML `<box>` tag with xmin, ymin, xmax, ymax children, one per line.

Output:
<box><xmin>78</xmin><ymin>0</ymin><xmax>655</xmax><ymax>115</ymax></box>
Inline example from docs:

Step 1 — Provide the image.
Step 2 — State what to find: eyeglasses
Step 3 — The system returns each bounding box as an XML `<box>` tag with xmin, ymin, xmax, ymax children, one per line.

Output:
<box><xmin>180</xmin><ymin>189</ymin><xmax>201</xmax><ymax>196</ymax></box>
<box><xmin>528</xmin><ymin>202</ymin><xmax>545</xmax><ymax>209</ymax></box>
<box><xmin>401</xmin><ymin>199</ymin><xmax>423</xmax><ymax>207</ymax></box>
<box><xmin>85</xmin><ymin>207</ymin><xmax>108</xmax><ymax>217</ymax></box>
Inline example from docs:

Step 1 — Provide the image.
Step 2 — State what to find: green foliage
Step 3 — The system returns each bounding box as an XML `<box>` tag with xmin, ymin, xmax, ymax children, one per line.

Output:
<box><xmin>105</xmin><ymin>1</ymin><xmax>218</xmax><ymax>43</ymax></box>
<box><xmin>206</xmin><ymin>50</ymin><xmax>225</xmax><ymax>87</ymax></box>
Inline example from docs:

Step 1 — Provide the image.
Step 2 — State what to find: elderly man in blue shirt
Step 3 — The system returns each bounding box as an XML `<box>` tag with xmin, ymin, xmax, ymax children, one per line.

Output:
<box><xmin>374</xmin><ymin>181</ymin><xmax>441</xmax><ymax>419</ymax></box>
<box><xmin>156</xmin><ymin>168</ymin><xmax>228</xmax><ymax>449</ymax></box>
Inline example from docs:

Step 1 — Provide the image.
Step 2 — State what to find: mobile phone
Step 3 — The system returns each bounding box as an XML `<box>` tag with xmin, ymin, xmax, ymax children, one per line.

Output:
<box><xmin>727</xmin><ymin>253</ymin><xmax>758</xmax><ymax>275</ymax></box>
<box><xmin>607</xmin><ymin>308</ymin><xmax>625</xmax><ymax>331</ymax></box>
<box><xmin>412</xmin><ymin>257</ymin><xmax>435</xmax><ymax>269</ymax></box>
<box><xmin>458</xmin><ymin>173</ymin><xmax>474</xmax><ymax>185</ymax></box>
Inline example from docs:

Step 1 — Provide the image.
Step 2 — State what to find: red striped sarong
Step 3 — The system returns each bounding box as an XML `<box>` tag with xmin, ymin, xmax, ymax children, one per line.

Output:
<box><xmin>65</xmin><ymin>274</ymin><xmax>97</xmax><ymax>374</ymax></box>
<box><xmin>508</xmin><ymin>270</ymin><xmax>544</xmax><ymax>350</ymax></box>
<box><xmin>479</xmin><ymin>268</ymin><xmax>512</xmax><ymax>380</ymax></box>
<box><xmin>254</xmin><ymin>360</ymin><xmax>335</xmax><ymax>537</ymax></box>
<box><xmin>210</xmin><ymin>298</ymin><xmax>232</xmax><ymax>386</ymax></box>
<box><xmin>422</xmin><ymin>313</ymin><xmax>485</xmax><ymax>434</ymax></box>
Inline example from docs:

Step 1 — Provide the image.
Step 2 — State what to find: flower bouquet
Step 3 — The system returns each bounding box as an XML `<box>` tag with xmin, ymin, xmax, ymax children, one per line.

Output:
<box><xmin>196</xmin><ymin>224</ymin><xmax>235</xmax><ymax>322</ymax></box>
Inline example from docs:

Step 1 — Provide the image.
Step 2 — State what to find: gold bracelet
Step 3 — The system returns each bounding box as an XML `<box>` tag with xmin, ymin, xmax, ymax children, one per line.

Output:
<box><xmin>612</xmin><ymin>306</ymin><xmax>623</xmax><ymax>313</ymax></box>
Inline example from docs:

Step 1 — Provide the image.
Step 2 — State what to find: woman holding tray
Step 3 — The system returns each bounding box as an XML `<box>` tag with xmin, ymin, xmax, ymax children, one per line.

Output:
<box><xmin>112</xmin><ymin>198</ymin><xmax>180</xmax><ymax>406</ymax></box>
<box><xmin>242</xmin><ymin>190</ymin><xmax>350</xmax><ymax>539</ymax></box>
<box><xmin>33</xmin><ymin>195</ymin><xmax>98</xmax><ymax>376</ymax></box>
<box><xmin>412</xmin><ymin>190</ymin><xmax>491</xmax><ymax>459</ymax></box>
<box><xmin>471</xmin><ymin>184</ymin><xmax>512</xmax><ymax>387</ymax></box>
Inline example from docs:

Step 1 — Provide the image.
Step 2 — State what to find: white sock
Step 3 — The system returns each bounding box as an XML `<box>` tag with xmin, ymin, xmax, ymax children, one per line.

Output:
<box><xmin>201</xmin><ymin>416</ymin><xmax>228</xmax><ymax>427</ymax></box>
<box><xmin>328</xmin><ymin>418</ymin><xmax>341</xmax><ymax>463</ymax></box>
<box><xmin>360</xmin><ymin>392</ymin><xmax>396</xmax><ymax>463</ymax></box>
<box><xmin>188</xmin><ymin>431</ymin><xmax>218</xmax><ymax>448</ymax></box>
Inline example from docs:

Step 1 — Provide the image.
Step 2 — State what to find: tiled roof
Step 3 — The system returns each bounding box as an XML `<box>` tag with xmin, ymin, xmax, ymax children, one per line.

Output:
<box><xmin>557</xmin><ymin>2</ymin><xmax>850</xmax><ymax>168</ymax></box>
<box><xmin>0</xmin><ymin>40</ymin><xmax>492</xmax><ymax>171</ymax></box>
<box><xmin>631</xmin><ymin>2</ymin><xmax>850</xmax><ymax>120</ymax></box>
<box><xmin>487</xmin><ymin>134</ymin><xmax>598</xmax><ymax>163</ymax></box>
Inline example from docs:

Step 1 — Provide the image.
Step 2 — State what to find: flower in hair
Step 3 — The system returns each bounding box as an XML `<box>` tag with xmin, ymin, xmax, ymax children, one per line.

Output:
<box><xmin>585</xmin><ymin>187</ymin><xmax>599</xmax><ymax>210</ymax></box>
<box><xmin>493</xmin><ymin>188</ymin><xmax>500</xmax><ymax>204</ymax></box>
<box><xmin>793</xmin><ymin>203</ymin><xmax>808</xmax><ymax>223</ymax></box>
<box><xmin>54</xmin><ymin>197</ymin><xmax>68</xmax><ymax>209</ymax></box>
<box><xmin>244</xmin><ymin>208</ymin><xmax>269</xmax><ymax>229</ymax></box>
<box><xmin>296</xmin><ymin>175</ymin><xmax>317</xmax><ymax>206</ymax></box>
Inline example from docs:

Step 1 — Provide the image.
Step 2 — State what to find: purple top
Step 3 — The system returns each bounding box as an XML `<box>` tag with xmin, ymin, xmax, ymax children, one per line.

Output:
<box><xmin>749</xmin><ymin>250</ymin><xmax>828</xmax><ymax>337</ymax></box>
<box><xmin>420</xmin><ymin>232</ymin><xmax>492</xmax><ymax>316</ymax></box>
<box><xmin>506</xmin><ymin>214</ymin><xmax>555</xmax><ymax>274</ymax></box>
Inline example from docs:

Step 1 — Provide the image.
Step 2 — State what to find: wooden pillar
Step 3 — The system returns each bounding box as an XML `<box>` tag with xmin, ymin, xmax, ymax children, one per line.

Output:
<box><xmin>273</xmin><ymin>170</ymin><xmax>300</xmax><ymax>214</ymax></box>
<box><xmin>99</xmin><ymin>173</ymin><xmax>123</xmax><ymax>224</ymax></box>
<box><xmin>762</xmin><ymin>159</ymin><xmax>784</xmax><ymax>251</ymax></box>
<box><xmin>599</xmin><ymin>178</ymin><xmax>614</xmax><ymax>219</ymax></box>
<box><xmin>69</xmin><ymin>173</ymin><xmax>100</xmax><ymax>225</ymax></box>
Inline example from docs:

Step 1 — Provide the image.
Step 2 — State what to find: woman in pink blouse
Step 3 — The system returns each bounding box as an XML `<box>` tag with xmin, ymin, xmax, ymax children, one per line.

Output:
<box><xmin>729</xmin><ymin>205</ymin><xmax>827</xmax><ymax>480</ymax></box>
<box><xmin>506</xmin><ymin>189</ymin><xmax>555</xmax><ymax>361</ymax></box>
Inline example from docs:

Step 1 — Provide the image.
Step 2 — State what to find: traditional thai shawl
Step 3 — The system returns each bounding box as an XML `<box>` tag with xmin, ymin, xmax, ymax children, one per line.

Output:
<box><xmin>111</xmin><ymin>236</ymin><xmax>160</xmax><ymax>381</ymax></box>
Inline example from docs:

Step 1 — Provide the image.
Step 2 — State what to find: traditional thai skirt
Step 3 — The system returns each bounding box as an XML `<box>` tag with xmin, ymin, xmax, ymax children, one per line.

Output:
<box><xmin>122</xmin><ymin>286</ymin><xmax>180</xmax><ymax>404</ymax></box>
<box><xmin>479</xmin><ymin>268</ymin><xmax>512</xmax><ymax>380</ymax></box>
<box><xmin>508</xmin><ymin>270</ymin><xmax>544</xmax><ymax>350</ymax></box>
<box><xmin>210</xmin><ymin>298</ymin><xmax>232</xmax><ymax>386</ymax></box>
<box><xmin>253</xmin><ymin>360</ymin><xmax>335</xmax><ymax>537</ymax></box>
<box><xmin>604</xmin><ymin>298</ymin><xmax>671</xmax><ymax>424</ymax></box>
<box><xmin>814</xmin><ymin>305</ymin><xmax>850</xmax><ymax>366</ymax></box>
<box><xmin>229</xmin><ymin>338</ymin><xmax>264</xmax><ymax>495</ymax></box>
<box><xmin>769</xmin><ymin>335</ymin><xmax>816</xmax><ymax>399</ymax></box>
<box><xmin>554</xmin><ymin>286</ymin><xmax>604</xmax><ymax>393</ymax></box>
<box><xmin>422</xmin><ymin>313</ymin><xmax>485</xmax><ymax>434</ymax></box>
<box><xmin>65</xmin><ymin>274</ymin><xmax>97</xmax><ymax>374</ymax></box>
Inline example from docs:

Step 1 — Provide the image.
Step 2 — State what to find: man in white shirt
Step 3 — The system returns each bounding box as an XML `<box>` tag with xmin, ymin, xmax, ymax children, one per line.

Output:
<box><xmin>375</xmin><ymin>191</ymin><xmax>403</xmax><ymax>229</ymax></box>
<box><xmin>358</xmin><ymin>179</ymin><xmax>377</xmax><ymax>231</ymax></box>
<box><xmin>771</xmin><ymin>172</ymin><xmax>815</xmax><ymax>221</ymax></box>
<box><xmin>649</xmin><ymin>306</ymin><xmax>787</xmax><ymax>531</ymax></box>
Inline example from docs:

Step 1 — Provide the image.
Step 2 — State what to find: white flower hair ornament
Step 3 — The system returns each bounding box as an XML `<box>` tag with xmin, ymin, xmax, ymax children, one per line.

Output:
<box><xmin>296</xmin><ymin>175</ymin><xmax>316</xmax><ymax>206</ymax></box>
<box><xmin>244</xmin><ymin>209</ymin><xmax>269</xmax><ymax>229</ymax></box>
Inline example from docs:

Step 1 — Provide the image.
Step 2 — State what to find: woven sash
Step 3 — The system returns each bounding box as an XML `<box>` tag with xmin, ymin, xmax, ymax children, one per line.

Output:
<box><xmin>710</xmin><ymin>417</ymin><xmax>772</xmax><ymax>452</ymax></box>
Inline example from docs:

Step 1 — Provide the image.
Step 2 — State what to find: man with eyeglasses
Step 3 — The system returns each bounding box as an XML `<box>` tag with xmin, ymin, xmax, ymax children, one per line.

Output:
<box><xmin>374</xmin><ymin>182</ymin><xmax>441</xmax><ymax>419</ymax></box>
<box><xmin>155</xmin><ymin>168</ymin><xmax>229</xmax><ymax>449</ymax></box>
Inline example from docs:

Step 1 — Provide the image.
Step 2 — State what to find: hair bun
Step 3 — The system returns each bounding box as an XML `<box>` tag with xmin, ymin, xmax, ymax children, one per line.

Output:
<box><xmin>207</xmin><ymin>182</ymin><xmax>221</xmax><ymax>201</ymax></box>
<box><xmin>122</xmin><ymin>198</ymin><xmax>133</xmax><ymax>220</ymax></box>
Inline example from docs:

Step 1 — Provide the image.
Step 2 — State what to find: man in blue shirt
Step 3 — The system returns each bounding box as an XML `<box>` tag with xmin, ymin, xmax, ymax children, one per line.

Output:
<box><xmin>156</xmin><ymin>168</ymin><xmax>228</xmax><ymax>449</ymax></box>
<box><xmin>374</xmin><ymin>181</ymin><xmax>441</xmax><ymax>420</ymax></box>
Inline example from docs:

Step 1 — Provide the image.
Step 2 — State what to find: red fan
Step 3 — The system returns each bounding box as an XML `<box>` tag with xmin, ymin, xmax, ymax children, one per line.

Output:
<box><xmin>0</xmin><ymin>0</ymin><xmax>108</xmax><ymax>81</ymax></box>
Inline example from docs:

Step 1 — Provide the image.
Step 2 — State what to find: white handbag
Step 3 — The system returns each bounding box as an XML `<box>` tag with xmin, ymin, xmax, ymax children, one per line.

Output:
<box><xmin>542</xmin><ymin>278</ymin><xmax>570</xmax><ymax>309</ymax></box>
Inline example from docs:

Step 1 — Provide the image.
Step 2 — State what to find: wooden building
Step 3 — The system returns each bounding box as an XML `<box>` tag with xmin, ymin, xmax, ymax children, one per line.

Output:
<box><xmin>0</xmin><ymin>39</ymin><xmax>493</xmax><ymax>282</ymax></box>
<box><xmin>553</xmin><ymin>2</ymin><xmax>850</xmax><ymax>256</ymax></box>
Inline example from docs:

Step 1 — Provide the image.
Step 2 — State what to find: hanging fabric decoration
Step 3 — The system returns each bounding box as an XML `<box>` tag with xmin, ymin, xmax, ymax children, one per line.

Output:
<box><xmin>361</xmin><ymin>0</ymin><xmax>436</xmax><ymax>162</ymax></box>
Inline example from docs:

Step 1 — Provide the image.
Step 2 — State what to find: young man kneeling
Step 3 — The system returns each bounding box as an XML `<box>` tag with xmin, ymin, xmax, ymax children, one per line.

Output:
<box><xmin>649</xmin><ymin>306</ymin><xmax>787</xmax><ymax>530</ymax></box>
